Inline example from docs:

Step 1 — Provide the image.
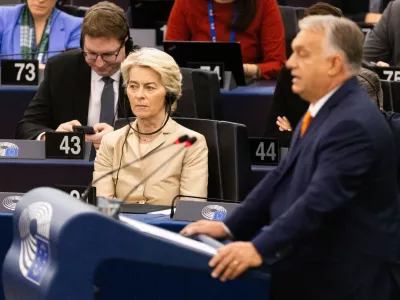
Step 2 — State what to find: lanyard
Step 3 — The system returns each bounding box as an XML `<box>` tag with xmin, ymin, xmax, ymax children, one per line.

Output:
<box><xmin>208</xmin><ymin>1</ymin><xmax>238</xmax><ymax>43</ymax></box>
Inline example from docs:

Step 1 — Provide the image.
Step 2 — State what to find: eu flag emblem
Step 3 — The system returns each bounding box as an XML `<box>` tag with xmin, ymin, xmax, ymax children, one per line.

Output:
<box><xmin>212</xmin><ymin>211</ymin><xmax>227</xmax><ymax>220</ymax></box>
<box><xmin>5</xmin><ymin>148</ymin><xmax>18</xmax><ymax>157</ymax></box>
<box><xmin>26</xmin><ymin>236</ymin><xmax>50</xmax><ymax>285</ymax></box>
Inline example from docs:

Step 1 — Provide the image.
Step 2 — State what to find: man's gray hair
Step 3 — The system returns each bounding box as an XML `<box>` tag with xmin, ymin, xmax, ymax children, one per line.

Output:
<box><xmin>299</xmin><ymin>15</ymin><xmax>364</xmax><ymax>74</ymax></box>
<box><xmin>357</xmin><ymin>68</ymin><xmax>384</xmax><ymax>108</ymax></box>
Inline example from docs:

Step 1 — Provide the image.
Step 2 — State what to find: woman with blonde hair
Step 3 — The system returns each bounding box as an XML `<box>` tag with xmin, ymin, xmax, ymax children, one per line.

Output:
<box><xmin>93</xmin><ymin>47</ymin><xmax>208</xmax><ymax>205</ymax></box>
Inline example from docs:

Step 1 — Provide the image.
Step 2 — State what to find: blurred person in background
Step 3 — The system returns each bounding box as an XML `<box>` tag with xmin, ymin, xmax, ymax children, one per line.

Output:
<box><xmin>0</xmin><ymin>0</ymin><xmax>82</xmax><ymax>64</ymax></box>
<box><xmin>165</xmin><ymin>0</ymin><xmax>286</xmax><ymax>80</ymax></box>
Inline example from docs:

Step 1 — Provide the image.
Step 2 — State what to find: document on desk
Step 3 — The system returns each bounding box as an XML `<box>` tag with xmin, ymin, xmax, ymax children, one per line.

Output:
<box><xmin>119</xmin><ymin>216</ymin><xmax>217</xmax><ymax>256</ymax></box>
<box><xmin>148</xmin><ymin>208</ymin><xmax>174</xmax><ymax>215</ymax></box>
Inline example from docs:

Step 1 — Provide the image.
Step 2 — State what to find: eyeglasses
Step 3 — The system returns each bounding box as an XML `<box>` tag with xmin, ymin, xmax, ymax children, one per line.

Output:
<box><xmin>83</xmin><ymin>42</ymin><xmax>124</xmax><ymax>62</ymax></box>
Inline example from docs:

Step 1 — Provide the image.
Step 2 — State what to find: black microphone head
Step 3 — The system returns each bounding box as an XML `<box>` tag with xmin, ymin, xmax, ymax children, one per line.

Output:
<box><xmin>176</xmin><ymin>135</ymin><xmax>189</xmax><ymax>144</ymax></box>
<box><xmin>185</xmin><ymin>137</ymin><xmax>197</xmax><ymax>147</ymax></box>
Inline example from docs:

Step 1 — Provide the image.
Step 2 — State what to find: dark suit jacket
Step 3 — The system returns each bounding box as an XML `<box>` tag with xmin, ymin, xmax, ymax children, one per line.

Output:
<box><xmin>15</xmin><ymin>49</ymin><xmax>132</xmax><ymax>140</ymax></box>
<box><xmin>383</xmin><ymin>110</ymin><xmax>400</xmax><ymax>187</ymax></box>
<box><xmin>364</xmin><ymin>0</ymin><xmax>400</xmax><ymax>66</ymax></box>
<box><xmin>264</xmin><ymin>65</ymin><xmax>308</xmax><ymax>147</ymax></box>
<box><xmin>226</xmin><ymin>77</ymin><xmax>400</xmax><ymax>299</ymax></box>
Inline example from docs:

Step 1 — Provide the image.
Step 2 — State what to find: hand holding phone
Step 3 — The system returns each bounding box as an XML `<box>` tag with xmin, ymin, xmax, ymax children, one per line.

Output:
<box><xmin>72</xmin><ymin>125</ymin><xmax>96</xmax><ymax>135</ymax></box>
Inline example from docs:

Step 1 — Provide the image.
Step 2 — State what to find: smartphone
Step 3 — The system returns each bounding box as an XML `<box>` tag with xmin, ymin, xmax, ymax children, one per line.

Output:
<box><xmin>72</xmin><ymin>125</ymin><xmax>96</xmax><ymax>135</ymax></box>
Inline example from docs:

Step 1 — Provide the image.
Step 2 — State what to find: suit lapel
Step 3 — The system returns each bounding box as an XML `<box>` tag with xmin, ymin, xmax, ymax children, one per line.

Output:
<box><xmin>126</xmin><ymin>121</ymin><xmax>141</xmax><ymax>160</ymax></box>
<box><xmin>126</xmin><ymin>118</ymin><xmax>177</xmax><ymax>158</ymax></box>
<box><xmin>73</xmin><ymin>55</ymin><xmax>91</xmax><ymax>125</ymax></box>
<box><xmin>144</xmin><ymin>132</ymin><xmax>166</xmax><ymax>156</ymax></box>
<box><xmin>279</xmin><ymin>77</ymin><xmax>359</xmax><ymax>176</ymax></box>
<box><xmin>13</xmin><ymin>16</ymin><xmax>21</xmax><ymax>58</ymax></box>
<box><xmin>48</xmin><ymin>10</ymin><xmax>65</xmax><ymax>53</ymax></box>
<box><xmin>143</xmin><ymin>118</ymin><xmax>177</xmax><ymax>155</ymax></box>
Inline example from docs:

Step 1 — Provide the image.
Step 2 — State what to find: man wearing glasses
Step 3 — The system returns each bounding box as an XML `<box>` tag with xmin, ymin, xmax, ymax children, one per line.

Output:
<box><xmin>15</xmin><ymin>2</ymin><xmax>137</xmax><ymax>149</ymax></box>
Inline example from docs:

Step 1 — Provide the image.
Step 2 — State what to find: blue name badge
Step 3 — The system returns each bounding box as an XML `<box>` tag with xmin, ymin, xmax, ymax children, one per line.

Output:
<box><xmin>26</xmin><ymin>235</ymin><xmax>50</xmax><ymax>285</ymax></box>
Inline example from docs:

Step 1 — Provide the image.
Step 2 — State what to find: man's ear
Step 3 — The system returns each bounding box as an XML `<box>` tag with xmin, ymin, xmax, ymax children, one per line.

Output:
<box><xmin>328</xmin><ymin>54</ymin><xmax>345</xmax><ymax>77</ymax></box>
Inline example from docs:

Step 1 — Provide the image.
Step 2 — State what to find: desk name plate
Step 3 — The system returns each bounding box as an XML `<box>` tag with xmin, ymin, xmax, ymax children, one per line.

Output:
<box><xmin>249</xmin><ymin>137</ymin><xmax>280</xmax><ymax>165</ymax></box>
<box><xmin>1</xmin><ymin>59</ymin><xmax>39</xmax><ymax>86</ymax></box>
<box><xmin>45</xmin><ymin>132</ymin><xmax>85</xmax><ymax>159</ymax></box>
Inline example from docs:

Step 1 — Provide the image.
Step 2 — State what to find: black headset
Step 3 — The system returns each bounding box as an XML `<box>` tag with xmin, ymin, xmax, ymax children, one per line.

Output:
<box><xmin>80</xmin><ymin>6</ymin><xmax>135</xmax><ymax>56</ymax></box>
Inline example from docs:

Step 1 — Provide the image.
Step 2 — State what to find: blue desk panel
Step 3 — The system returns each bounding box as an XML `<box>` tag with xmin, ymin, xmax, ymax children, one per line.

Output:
<box><xmin>0</xmin><ymin>213</ymin><xmax>270</xmax><ymax>300</ymax></box>
<box><xmin>0</xmin><ymin>81</ymin><xmax>275</xmax><ymax>139</ymax></box>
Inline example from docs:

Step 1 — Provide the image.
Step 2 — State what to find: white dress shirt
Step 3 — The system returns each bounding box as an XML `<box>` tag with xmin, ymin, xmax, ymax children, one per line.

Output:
<box><xmin>307</xmin><ymin>85</ymin><xmax>341</xmax><ymax>118</ymax></box>
<box><xmin>36</xmin><ymin>70</ymin><xmax>121</xmax><ymax>140</ymax></box>
<box><xmin>87</xmin><ymin>69</ymin><xmax>121</xmax><ymax>126</ymax></box>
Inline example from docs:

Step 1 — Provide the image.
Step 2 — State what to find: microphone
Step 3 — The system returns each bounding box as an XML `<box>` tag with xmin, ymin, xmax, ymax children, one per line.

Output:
<box><xmin>80</xmin><ymin>135</ymin><xmax>189</xmax><ymax>201</ymax></box>
<box><xmin>0</xmin><ymin>50</ymin><xmax>66</xmax><ymax>58</ymax></box>
<box><xmin>119</xmin><ymin>137</ymin><xmax>198</xmax><ymax>207</ymax></box>
<box><xmin>169</xmin><ymin>195</ymin><xmax>238</xmax><ymax>218</ymax></box>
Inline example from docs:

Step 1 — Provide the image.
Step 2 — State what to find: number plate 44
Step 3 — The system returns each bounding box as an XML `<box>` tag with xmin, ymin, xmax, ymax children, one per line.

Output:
<box><xmin>249</xmin><ymin>138</ymin><xmax>280</xmax><ymax>165</ymax></box>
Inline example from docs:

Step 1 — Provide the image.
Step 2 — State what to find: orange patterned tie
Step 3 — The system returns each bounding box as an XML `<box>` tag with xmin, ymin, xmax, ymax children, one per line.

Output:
<box><xmin>300</xmin><ymin>111</ymin><xmax>313</xmax><ymax>137</ymax></box>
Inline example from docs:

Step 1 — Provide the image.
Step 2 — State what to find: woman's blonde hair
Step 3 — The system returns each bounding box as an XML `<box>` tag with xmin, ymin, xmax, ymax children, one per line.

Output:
<box><xmin>121</xmin><ymin>47</ymin><xmax>182</xmax><ymax>112</ymax></box>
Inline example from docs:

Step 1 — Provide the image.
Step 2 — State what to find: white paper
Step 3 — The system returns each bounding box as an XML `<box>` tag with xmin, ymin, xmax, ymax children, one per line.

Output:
<box><xmin>148</xmin><ymin>209</ymin><xmax>174</xmax><ymax>215</ymax></box>
<box><xmin>119</xmin><ymin>215</ymin><xmax>217</xmax><ymax>256</ymax></box>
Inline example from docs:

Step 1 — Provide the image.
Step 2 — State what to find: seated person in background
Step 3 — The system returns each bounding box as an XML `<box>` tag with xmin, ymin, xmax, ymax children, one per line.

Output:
<box><xmin>165</xmin><ymin>0</ymin><xmax>286</xmax><ymax>80</ymax></box>
<box><xmin>264</xmin><ymin>2</ymin><xmax>343</xmax><ymax>146</ymax></box>
<box><xmin>267</xmin><ymin>66</ymin><xmax>388</xmax><ymax>146</ymax></box>
<box><xmin>280</xmin><ymin>0</ymin><xmax>388</xmax><ymax>24</ymax></box>
<box><xmin>0</xmin><ymin>0</ymin><xmax>82</xmax><ymax>64</ymax></box>
<box><xmin>15</xmin><ymin>1</ymin><xmax>136</xmax><ymax>149</ymax></box>
<box><xmin>93</xmin><ymin>48</ymin><xmax>208</xmax><ymax>205</ymax></box>
<box><xmin>363</xmin><ymin>0</ymin><xmax>400</xmax><ymax>67</ymax></box>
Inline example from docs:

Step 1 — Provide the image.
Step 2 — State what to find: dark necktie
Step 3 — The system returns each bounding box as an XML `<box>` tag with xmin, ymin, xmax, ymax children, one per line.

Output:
<box><xmin>100</xmin><ymin>77</ymin><xmax>115</xmax><ymax>126</ymax></box>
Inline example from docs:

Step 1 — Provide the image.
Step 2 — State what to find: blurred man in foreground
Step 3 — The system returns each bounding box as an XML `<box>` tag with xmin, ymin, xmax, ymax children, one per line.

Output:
<box><xmin>182</xmin><ymin>15</ymin><xmax>400</xmax><ymax>300</ymax></box>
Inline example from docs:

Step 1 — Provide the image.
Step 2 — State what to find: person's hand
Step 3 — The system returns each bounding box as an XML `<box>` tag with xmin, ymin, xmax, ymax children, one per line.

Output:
<box><xmin>56</xmin><ymin>120</ymin><xmax>82</xmax><ymax>132</ymax></box>
<box><xmin>277</xmin><ymin>116</ymin><xmax>292</xmax><ymax>132</ymax></box>
<box><xmin>365</xmin><ymin>13</ymin><xmax>382</xmax><ymax>24</ymax></box>
<box><xmin>85</xmin><ymin>123</ymin><xmax>113</xmax><ymax>149</ymax></box>
<box><xmin>209</xmin><ymin>242</ymin><xmax>263</xmax><ymax>282</ymax></box>
<box><xmin>39</xmin><ymin>64</ymin><xmax>46</xmax><ymax>70</ymax></box>
<box><xmin>243</xmin><ymin>64</ymin><xmax>260</xmax><ymax>78</ymax></box>
<box><xmin>180</xmin><ymin>220</ymin><xmax>230</xmax><ymax>239</ymax></box>
<box><xmin>376</xmin><ymin>61</ymin><xmax>390</xmax><ymax>67</ymax></box>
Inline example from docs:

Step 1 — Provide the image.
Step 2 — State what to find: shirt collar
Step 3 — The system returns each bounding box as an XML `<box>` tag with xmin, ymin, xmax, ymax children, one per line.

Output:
<box><xmin>91</xmin><ymin>69</ymin><xmax>121</xmax><ymax>83</ymax></box>
<box><xmin>308</xmin><ymin>85</ymin><xmax>341</xmax><ymax>117</ymax></box>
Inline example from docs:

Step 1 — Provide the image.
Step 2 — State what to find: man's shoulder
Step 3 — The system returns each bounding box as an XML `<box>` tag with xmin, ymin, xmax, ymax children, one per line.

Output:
<box><xmin>0</xmin><ymin>4</ymin><xmax>23</xmax><ymax>14</ymax></box>
<box><xmin>47</xmin><ymin>49</ymin><xmax>84</xmax><ymax>66</ymax></box>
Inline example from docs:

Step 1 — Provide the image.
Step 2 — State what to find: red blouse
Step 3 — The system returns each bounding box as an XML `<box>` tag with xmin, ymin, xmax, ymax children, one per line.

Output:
<box><xmin>165</xmin><ymin>0</ymin><xmax>287</xmax><ymax>79</ymax></box>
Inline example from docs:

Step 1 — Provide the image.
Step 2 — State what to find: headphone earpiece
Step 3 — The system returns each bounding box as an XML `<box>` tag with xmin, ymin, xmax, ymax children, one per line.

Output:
<box><xmin>165</xmin><ymin>92</ymin><xmax>177</xmax><ymax>106</ymax></box>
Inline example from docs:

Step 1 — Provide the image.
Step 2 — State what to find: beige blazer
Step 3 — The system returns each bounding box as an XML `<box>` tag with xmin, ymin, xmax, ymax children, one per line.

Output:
<box><xmin>93</xmin><ymin>118</ymin><xmax>208</xmax><ymax>205</ymax></box>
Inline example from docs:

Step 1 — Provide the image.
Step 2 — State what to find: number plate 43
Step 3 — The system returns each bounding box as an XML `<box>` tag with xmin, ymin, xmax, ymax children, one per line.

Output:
<box><xmin>45</xmin><ymin>132</ymin><xmax>85</xmax><ymax>159</ymax></box>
